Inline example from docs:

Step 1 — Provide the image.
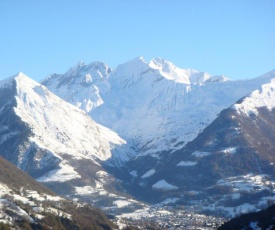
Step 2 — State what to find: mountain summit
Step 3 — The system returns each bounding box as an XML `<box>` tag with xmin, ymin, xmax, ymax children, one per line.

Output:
<box><xmin>42</xmin><ymin>61</ymin><xmax>111</xmax><ymax>112</ymax></box>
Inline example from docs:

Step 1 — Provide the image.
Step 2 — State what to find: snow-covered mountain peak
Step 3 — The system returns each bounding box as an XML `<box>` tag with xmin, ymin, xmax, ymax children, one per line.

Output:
<box><xmin>233</xmin><ymin>78</ymin><xmax>275</xmax><ymax>116</ymax></box>
<box><xmin>112</xmin><ymin>56</ymin><xmax>148</xmax><ymax>76</ymax></box>
<box><xmin>108</xmin><ymin>57</ymin><xmax>153</xmax><ymax>88</ymax></box>
<box><xmin>74</xmin><ymin>60</ymin><xmax>86</xmax><ymax>68</ymax></box>
<box><xmin>42</xmin><ymin>61</ymin><xmax>111</xmax><ymax>112</ymax></box>
<box><xmin>70</xmin><ymin>61</ymin><xmax>110</xmax><ymax>77</ymax></box>
<box><xmin>0</xmin><ymin>72</ymin><xmax>40</xmax><ymax>92</ymax></box>
<box><xmin>15</xmin><ymin>71</ymin><xmax>41</xmax><ymax>86</ymax></box>
<box><xmin>148</xmin><ymin>57</ymin><xmax>191</xmax><ymax>84</ymax></box>
<box><xmin>149</xmin><ymin>57</ymin><xmax>174</xmax><ymax>70</ymax></box>
<box><xmin>205</xmin><ymin>75</ymin><xmax>230</xmax><ymax>83</ymax></box>
<box><xmin>44</xmin><ymin>60</ymin><xmax>111</xmax><ymax>84</ymax></box>
<box><xmin>0</xmin><ymin>72</ymin><xmax>134</xmax><ymax>182</ymax></box>
<box><xmin>128</xmin><ymin>56</ymin><xmax>147</xmax><ymax>64</ymax></box>
<box><xmin>50</xmin><ymin>61</ymin><xmax>111</xmax><ymax>83</ymax></box>
<box><xmin>148</xmin><ymin>57</ymin><xmax>228</xmax><ymax>84</ymax></box>
<box><xmin>110</xmin><ymin>56</ymin><xmax>202</xmax><ymax>86</ymax></box>
<box><xmin>15</xmin><ymin>71</ymin><xmax>28</xmax><ymax>78</ymax></box>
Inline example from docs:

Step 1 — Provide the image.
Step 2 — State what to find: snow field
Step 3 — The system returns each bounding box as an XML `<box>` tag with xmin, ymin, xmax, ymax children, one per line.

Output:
<box><xmin>177</xmin><ymin>161</ymin><xmax>197</xmax><ymax>166</ymax></box>
<box><xmin>141</xmin><ymin>169</ymin><xmax>155</xmax><ymax>178</ymax></box>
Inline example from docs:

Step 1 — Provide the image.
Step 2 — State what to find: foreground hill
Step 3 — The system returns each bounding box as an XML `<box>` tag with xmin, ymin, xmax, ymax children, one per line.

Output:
<box><xmin>218</xmin><ymin>204</ymin><xmax>275</xmax><ymax>230</ymax></box>
<box><xmin>0</xmin><ymin>156</ymin><xmax>115</xmax><ymax>229</ymax></box>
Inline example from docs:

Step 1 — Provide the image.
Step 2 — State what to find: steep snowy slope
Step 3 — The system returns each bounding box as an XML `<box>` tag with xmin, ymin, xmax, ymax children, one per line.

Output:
<box><xmin>233</xmin><ymin>78</ymin><xmax>275</xmax><ymax>115</ymax></box>
<box><xmin>120</xmin><ymin>78</ymin><xmax>275</xmax><ymax>217</ymax></box>
<box><xmin>43</xmin><ymin>57</ymin><xmax>275</xmax><ymax>157</ymax></box>
<box><xmin>0</xmin><ymin>73</ymin><xmax>138</xmax><ymax>210</ymax></box>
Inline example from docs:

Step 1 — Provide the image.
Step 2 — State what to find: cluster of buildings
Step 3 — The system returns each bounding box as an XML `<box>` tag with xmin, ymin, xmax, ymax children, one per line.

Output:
<box><xmin>115</xmin><ymin>207</ymin><xmax>226</xmax><ymax>229</ymax></box>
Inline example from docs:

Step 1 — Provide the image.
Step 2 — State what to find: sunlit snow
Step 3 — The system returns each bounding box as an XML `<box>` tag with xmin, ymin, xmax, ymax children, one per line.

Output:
<box><xmin>42</xmin><ymin>58</ymin><xmax>275</xmax><ymax>160</ymax></box>
<box><xmin>233</xmin><ymin>78</ymin><xmax>275</xmax><ymax>116</ymax></box>
<box><xmin>5</xmin><ymin>73</ymin><xmax>133</xmax><ymax>182</ymax></box>
<box><xmin>152</xmin><ymin>180</ymin><xmax>178</xmax><ymax>190</ymax></box>
<box><xmin>177</xmin><ymin>161</ymin><xmax>197</xmax><ymax>166</ymax></box>
<box><xmin>141</xmin><ymin>169</ymin><xmax>155</xmax><ymax>178</ymax></box>
<box><xmin>37</xmin><ymin>163</ymin><xmax>80</xmax><ymax>182</ymax></box>
<box><xmin>216</xmin><ymin>174</ymin><xmax>275</xmax><ymax>192</ymax></box>
<box><xmin>220</xmin><ymin>147</ymin><xmax>237</xmax><ymax>154</ymax></box>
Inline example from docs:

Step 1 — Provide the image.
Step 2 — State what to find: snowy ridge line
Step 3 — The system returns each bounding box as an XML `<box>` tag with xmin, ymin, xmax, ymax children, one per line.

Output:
<box><xmin>233</xmin><ymin>78</ymin><xmax>275</xmax><ymax>116</ymax></box>
<box><xmin>42</xmin><ymin>57</ymin><xmax>275</xmax><ymax>158</ymax></box>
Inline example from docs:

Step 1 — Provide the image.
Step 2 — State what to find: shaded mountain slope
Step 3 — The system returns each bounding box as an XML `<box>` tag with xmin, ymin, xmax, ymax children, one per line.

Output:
<box><xmin>218</xmin><ymin>204</ymin><xmax>275</xmax><ymax>230</ymax></box>
<box><xmin>0</xmin><ymin>156</ymin><xmax>116</xmax><ymax>229</ymax></box>
<box><xmin>116</xmin><ymin>78</ymin><xmax>275</xmax><ymax>217</ymax></box>
<box><xmin>0</xmin><ymin>156</ymin><xmax>54</xmax><ymax>195</ymax></box>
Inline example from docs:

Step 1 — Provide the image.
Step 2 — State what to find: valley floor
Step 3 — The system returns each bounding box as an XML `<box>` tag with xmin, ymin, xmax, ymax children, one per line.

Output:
<box><xmin>113</xmin><ymin>206</ymin><xmax>226</xmax><ymax>229</ymax></box>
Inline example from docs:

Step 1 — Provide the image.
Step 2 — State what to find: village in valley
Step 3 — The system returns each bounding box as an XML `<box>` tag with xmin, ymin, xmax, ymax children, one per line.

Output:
<box><xmin>113</xmin><ymin>206</ymin><xmax>226</xmax><ymax>229</ymax></box>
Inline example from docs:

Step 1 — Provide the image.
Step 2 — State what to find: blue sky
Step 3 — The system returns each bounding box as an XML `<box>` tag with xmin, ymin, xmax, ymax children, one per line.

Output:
<box><xmin>1</xmin><ymin>0</ymin><xmax>274</xmax><ymax>81</ymax></box>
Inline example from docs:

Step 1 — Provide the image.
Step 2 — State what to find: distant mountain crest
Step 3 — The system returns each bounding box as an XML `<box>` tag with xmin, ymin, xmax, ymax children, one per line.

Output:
<box><xmin>42</xmin><ymin>57</ymin><xmax>275</xmax><ymax>157</ymax></box>
<box><xmin>233</xmin><ymin>78</ymin><xmax>275</xmax><ymax>116</ymax></box>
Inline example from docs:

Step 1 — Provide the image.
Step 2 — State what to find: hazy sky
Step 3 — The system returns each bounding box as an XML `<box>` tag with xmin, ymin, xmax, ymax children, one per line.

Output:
<box><xmin>1</xmin><ymin>0</ymin><xmax>274</xmax><ymax>81</ymax></box>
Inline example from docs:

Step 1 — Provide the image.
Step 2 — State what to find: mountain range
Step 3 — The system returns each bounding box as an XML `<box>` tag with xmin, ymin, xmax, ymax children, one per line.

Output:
<box><xmin>0</xmin><ymin>57</ymin><xmax>275</xmax><ymax>219</ymax></box>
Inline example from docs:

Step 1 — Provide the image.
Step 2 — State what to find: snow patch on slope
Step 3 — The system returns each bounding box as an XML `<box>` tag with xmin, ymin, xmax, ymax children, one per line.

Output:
<box><xmin>220</xmin><ymin>147</ymin><xmax>238</xmax><ymax>154</ymax></box>
<box><xmin>37</xmin><ymin>162</ymin><xmax>80</xmax><ymax>182</ymax></box>
<box><xmin>191</xmin><ymin>151</ymin><xmax>210</xmax><ymax>157</ymax></box>
<box><xmin>113</xmin><ymin>200</ymin><xmax>132</xmax><ymax>208</ymax></box>
<box><xmin>130</xmin><ymin>171</ymin><xmax>138</xmax><ymax>177</ymax></box>
<box><xmin>141</xmin><ymin>169</ymin><xmax>155</xmax><ymax>178</ymax></box>
<box><xmin>148</xmin><ymin>57</ymin><xmax>228</xmax><ymax>84</ymax></box>
<box><xmin>216</xmin><ymin>174</ymin><xmax>275</xmax><ymax>192</ymax></box>
<box><xmin>177</xmin><ymin>161</ymin><xmax>197</xmax><ymax>166</ymax></box>
<box><xmin>0</xmin><ymin>183</ymin><xmax>11</xmax><ymax>196</ymax></box>
<box><xmin>152</xmin><ymin>180</ymin><xmax>178</xmax><ymax>190</ymax></box>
